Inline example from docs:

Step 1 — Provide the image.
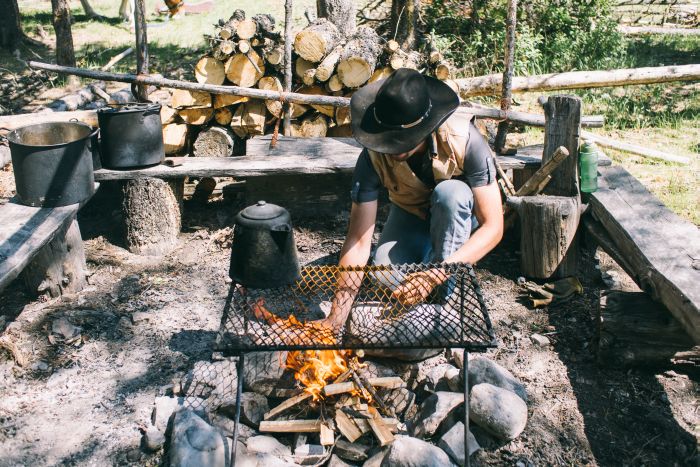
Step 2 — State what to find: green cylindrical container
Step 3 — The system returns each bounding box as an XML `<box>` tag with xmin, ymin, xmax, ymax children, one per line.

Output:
<box><xmin>579</xmin><ymin>140</ymin><xmax>599</xmax><ymax>193</ymax></box>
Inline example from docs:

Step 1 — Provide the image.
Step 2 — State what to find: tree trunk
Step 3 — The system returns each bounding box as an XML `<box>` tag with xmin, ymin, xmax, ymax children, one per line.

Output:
<box><xmin>0</xmin><ymin>0</ymin><xmax>23</xmax><ymax>51</ymax></box>
<box><xmin>390</xmin><ymin>0</ymin><xmax>420</xmax><ymax>50</ymax></box>
<box><xmin>494</xmin><ymin>0</ymin><xmax>517</xmax><ymax>153</ymax></box>
<box><xmin>51</xmin><ymin>0</ymin><xmax>76</xmax><ymax>67</ymax></box>
<box><xmin>316</xmin><ymin>0</ymin><xmax>356</xmax><ymax>37</ymax></box>
<box><xmin>134</xmin><ymin>0</ymin><xmax>149</xmax><ymax>101</ymax></box>
<box><xmin>122</xmin><ymin>178</ymin><xmax>183</xmax><ymax>256</ymax></box>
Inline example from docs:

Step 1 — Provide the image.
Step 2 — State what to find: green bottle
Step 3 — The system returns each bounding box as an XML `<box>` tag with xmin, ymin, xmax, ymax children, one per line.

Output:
<box><xmin>579</xmin><ymin>140</ymin><xmax>599</xmax><ymax>193</ymax></box>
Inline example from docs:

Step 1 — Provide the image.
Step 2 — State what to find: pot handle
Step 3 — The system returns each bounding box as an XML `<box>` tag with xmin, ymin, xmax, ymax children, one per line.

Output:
<box><xmin>271</xmin><ymin>223</ymin><xmax>292</xmax><ymax>232</ymax></box>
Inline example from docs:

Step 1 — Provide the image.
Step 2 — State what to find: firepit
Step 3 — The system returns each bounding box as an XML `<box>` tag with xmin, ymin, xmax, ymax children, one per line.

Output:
<box><xmin>215</xmin><ymin>262</ymin><xmax>495</xmax><ymax>466</ymax></box>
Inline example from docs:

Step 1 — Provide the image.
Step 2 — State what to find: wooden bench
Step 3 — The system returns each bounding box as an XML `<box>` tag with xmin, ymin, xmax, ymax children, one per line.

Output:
<box><xmin>0</xmin><ymin>200</ymin><xmax>87</xmax><ymax>298</ymax></box>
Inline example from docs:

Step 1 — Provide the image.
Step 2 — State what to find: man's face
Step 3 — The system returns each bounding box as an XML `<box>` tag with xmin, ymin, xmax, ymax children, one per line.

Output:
<box><xmin>388</xmin><ymin>139</ymin><xmax>427</xmax><ymax>162</ymax></box>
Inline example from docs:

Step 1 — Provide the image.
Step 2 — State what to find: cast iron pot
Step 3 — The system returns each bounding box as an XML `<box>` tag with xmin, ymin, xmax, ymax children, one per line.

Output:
<box><xmin>97</xmin><ymin>102</ymin><xmax>164</xmax><ymax>169</ymax></box>
<box><xmin>229</xmin><ymin>201</ymin><xmax>301</xmax><ymax>289</ymax></box>
<box><xmin>7</xmin><ymin>121</ymin><xmax>96</xmax><ymax>207</ymax></box>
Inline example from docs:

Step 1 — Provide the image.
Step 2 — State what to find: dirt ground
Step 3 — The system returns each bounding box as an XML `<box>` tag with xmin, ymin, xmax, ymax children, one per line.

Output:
<box><xmin>0</xmin><ymin>166</ymin><xmax>698</xmax><ymax>466</ymax></box>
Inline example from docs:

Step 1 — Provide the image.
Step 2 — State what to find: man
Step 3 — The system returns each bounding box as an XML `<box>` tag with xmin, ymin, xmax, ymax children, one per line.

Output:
<box><xmin>322</xmin><ymin>68</ymin><xmax>503</xmax><ymax>330</ymax></box>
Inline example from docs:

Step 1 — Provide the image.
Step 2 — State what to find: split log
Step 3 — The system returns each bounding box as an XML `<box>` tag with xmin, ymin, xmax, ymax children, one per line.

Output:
<box><xmin>214</xmin><ymin>107</ymin><xmax>233</xmax><ymax>125</ymax></box>
<box><xmin>193</xmin><ymin>126</ymin><xmax>235</xmax><ymax>157</ymax></box>
<box><xmin>513</xmin><ymin>146</ymin><xmax>570</xmax><ymax>197</ymax></box>
<box><xmin>214</xmin><ymin>93</ymin><xmax>249</xmax><ymax>108</ymax></box>
<box><xmin>302</xmin><ymin>68</ymin><xmax>317</xmax><ymax>86</ymax></box>
<box><xmin>160</xmin><ymin>105</ymin><xmax>179</xmax><ymax>124</ymax></box>
<box><xmin>294</xmin><ymin>18</ymin><xmax>341</xmax><ymax>63</ymax></box>
<box><xmin>293</xmin><ymin>114</ymin><xmax>328</xmax><ymax>137</ymax></box>
<box><xmin>300</xmin><ymin>85</ymin><xmax>335</xmax><ymax>117</ymax></box>
<box><xmin>455</xmin><ymin>63</ymin><xmax>700</xmax><ymax>97</ymax></box>
<box><xmin>264</xmin><ymin>392</ymin><xmax>312</xmax><ymax>420</ymax></box>
<box><xmin>162</xmin><ymin>123</ymin><xmax>189</xmax><ymax>154</ymax></box>
<box><xmin>225</xmin><ymin>51</ymin><xmax>265</xmax><ymax>88</ymax></box>
<box><xmin>367</xmin><ymin>406</ymin><xmax>394</xmax><ymax>446</ymax></box>
<box><xmin>194</xmin><ymin>56</ymin><xmax>226</xmax><ymax>85</ymax></box>
<box><xmin>337</xmin><ymin>27</ymin><xmax>382</xmax><ymax>88</ymax></box>
<box><xmin>598</xmin><ymin>291</ymin><xmax>700</xmax><ymax>367</ymax></box>
<box><xmin>369</xmin><ymin>67</ymin><xmax>392</xmax><ymax>83</ymax></box>
<box><xmin>335</xmin><ymin>104</ymin><xmax>351</xmax><ymax>126</ymax></box>
<box><xmin>315</xmin><ymin>45</ymin><xmax>343</xmax><ymax>81</ymax></box>
<box><xmin>171</xmin><ymin>89</ymin><xmax>211</xmax><ymax>108</ymax></box>
<box><xmin>335</xmin><ymin>410</ymin><xmax>363</xmax><ymax>442</ymax></box>
<box><xmin>510</xmin><ymin>195</ymin><xmax>581</xmax><ymax>279</ymax></box>
<box><xmin>259</xmin><ymin>420</ymin><xmax>323</xmax><ymax>433</ymax></box>
<box><xmin>258</xmin><ymin>76</ymin><xmax>308</xmax><ymax>118</ymax></box>
<box><xmin>327</xmin><ymin>124</ymin><xmax>352</xmax><ymax>137</ymax></box>
<box><xmin>354</xmin><ymin>417</ymin><xmax>399</xmax><ymax>434</ymax></box>
<box><xmin>266</xmin><ymin>46</ymin><xmax>284</xmax><ymax>66</ymax></box>
<box><xmin>317</xmin><ymin>0</ymin><xmax>357</xmax><ymax>36</ymax></box>
<box><xmin>21</xmin><ymin>219</ymin><xmax>86</xmax><ymax>298</ymax></box>
<box><xmin>178</xmin><ymin>107</ymin><xmax>214</xmax><ymax>125</ymax></box>
<box><xmin>327</xmin><ymin>74</ymin><xmax>344</xmax><ymax>92</ymax></box>
<box><xmin>542</xmin><ymin>95</ymin><xmax>581</xmax><ymax>198</ymax></box>
<box><xmin>581</xmin><ymin>130</ymin><xmax>689</xmax><ymax>165</ymax></box>
<box><xmin>231</xmin><ymin>99</ymin><xmax>267</xmax><ymax>137</ymax></box>
<box><xmin>435</xmin><ymin>61</ymin><xmax>451</xmax><ymax>80</ymax></box>
<box><xmin>323</xmin><ymin>377</ymin><xmax>406</xmax><ymax>395</ymax></box>
<box><xmin>122</xmin><ymin>178</ymin><xmax>183</xmax><ymax>256</ymax></box>
<box><xmin>295</xmin><ymin>57</ymin><xmax>316</xmax><ymax>79</ymax></box>
<box><xmin>320</xmin><ymin>422</ymin><xmax>334</xmax><ymax>446</ymax></box>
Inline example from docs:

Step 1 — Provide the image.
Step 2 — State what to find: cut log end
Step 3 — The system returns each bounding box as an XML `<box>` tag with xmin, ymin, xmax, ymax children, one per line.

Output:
<box><xmin>194</xmin><ymin>57</ymin><xmax>226</xmax><ymax>86</ymax></box>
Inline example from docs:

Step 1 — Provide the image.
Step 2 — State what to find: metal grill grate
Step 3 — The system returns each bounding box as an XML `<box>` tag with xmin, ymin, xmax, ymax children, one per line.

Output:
<box><xmin>216</xmin><ymin>263</ymin><xmax>496</xmax><ymax>352</ymax></box>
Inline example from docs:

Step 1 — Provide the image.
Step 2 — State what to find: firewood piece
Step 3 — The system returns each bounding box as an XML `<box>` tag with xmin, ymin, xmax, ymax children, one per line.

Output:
<box><xmin>389</xmin><ymin>51</ymin><xmax>405</xmax><ymax>70</ymax></box>
<box><xmin>514</xmin><ymin>146</ymin><xmax>570</xmax><ymax>197</ymax></box>
<box><xmin>435</xmin><ymin>60</ymin><xmax>451</xmax><ymax>80</ymax></box>
<box><xmin>237</xmin><ymin>40</ymin><xmax>250</xmax><ymax>54</ymax></box>
<box><xmin>335</xmin><ymin>410</ymin><xmax>363</xmax><ymax>442</ymax></box>
<box><xmin>327</xmin><ymin>124</ymin><xmax>352</xmax><ymax>137</ymax></box>
<box><xmin>299</xmin><ymin>85</ymin><xmax>334</xmax><ymax>117</ymax></box>
<box><xmin>258</xmin><ymin>76</ymin><xmax>308</xmax><ymax>118</ymax></box>
<box><xmin>214</xmin><ymin>93</ymin><xmax>249</xmax><ymax>109</ymax></box>
<box><xmin>327</xmin><ymin>74</ymin><xmax>343</xmax><ymax>92</ymax></box>
<box><xmin>218</xmin><ymin>40</ymin><xmax>235</xmax><ymax>56</ymax></box>
<box><xmin>193</xmin><ymin>126</ymin><xmax>235</xmax><ymax>157</ymax></box>
<box><xmin>178</xmin><ymin>107</ymin><xmax>214</xmax><ymax>126</ymax></box>
<box><xmin>320</xmin><ymin>422</ymin><xmax>335</xmax><ymax>446</ymax></box>
<box><xmin>214</xmin><ymin>107</ymin><xmax>233</xmax><ymax>125</ymax></box>
<box><xmin>219</xmin><ymin>26</ymin><xmax>234</xmax><ymax>40</ymax></box>
<box><xmin>192</xmin><ymin>177</ymin><xmax>217</xmax><ymax>203</ymax></box>
<box><xmin>266</xmin><ymin>46</ymin><xmax>284</xmax><ymax>66</ymax></box>
<box><xmin>194</xmin><ymin>56</ymin><xmax>226</xmax><ymax>85</ymax></box>
<box><xmin>369</xmin><ymin>67</ymin><xmax>392</xmax><ymax>83</ymax></box>
<box><xmin>404</xmin><ymin>51</ymin><xmax>422</xmax><ymax>70</ymax></box>
<box><xmin>225</xmin><ymin>51</ymin><xmax>265</xmax><ymax>88</ymax></box>
<box><xmin>302</xmin><ymin>68</ymin><xmax>317</xmax><ymax>86</ymax></box>
<box><xmin>294</xmin><ymin>18</ymin><xmax>341</xmax><ymax>63</ymax></box>
<box><xmin>259</xmin><ymin>419</ymin><xmax>322</xmax><ymax>433</ymax></box>
<box><xmin>297</xmin><ymin>114</ymin><xmax>328</xmax><ymax>137</ymax></box>
<box><xmin>160</xmin><ymin>105</ymin><xmax>179</xmax><ymax>124</ymax></box>
<box><xmin>252</xmin><ymin>14</ymin><xmax>279</xmax><ymax>40</ymax></box>
<box><xmin>366</xmin><ymin>406</ymin><xmax>394</xmax><ymax>446</ymax></box>
<box><xmin>264</xmin><ymin>392</ymin><xmax>313</xmax><ymax>420</ymax></box>
<box><xmin>295</xmin><ymin>57</ymin><xmax>315</xmax><ymax>79</ymax></box>
<box><xmin>231</xmin><ymin>99</ymin><xmax>267</xmax><ymax>137</ymax></box>
<box><xmin>171</xmin><ymin>89</ymin><xmax>211</xmax><ymax>108</ymax></box>
<box><xmin>324</xmin><ymin>381</ymin><xmax>355</xmax><ymax>396</ymax></box>
<box><xmin>335</xmin><ymin>104</ymin><xmax>351</xmax><ymax>126</ymax></box>
<box><xmin>236</xmin><ymin>19</ymin><xmax>258</xmax><ymax>40</ymax></box>
<box><xmin>385</xmin><ymin>39</ymin><xmax>400</xmax><ymax>53</ymax></box>
<box><xmin>337</xmin><ymin>27</ymin><xmax>383</xmax><ymax>88</ymax></box>
<box><xmin>316</xmin><ymin>45</ymin><xmax>343</xmax><ymax>82</ymax></box>
<box><xmin>323</xmin><ymin>377</ymin><xmax>406</xmax><ymax>396</ymax></box>
<box><xmin>162</xmin><ymin>123</ymin><xmax>189</xmax><ymax>154</ymax></box>
<box><xmin>353</xmin><ymin>417</ymin><xmax>399</xmax><ymax>434</ymax></box>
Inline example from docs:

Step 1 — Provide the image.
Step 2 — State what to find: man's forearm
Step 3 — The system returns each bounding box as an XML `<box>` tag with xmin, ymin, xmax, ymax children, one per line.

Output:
<box><xmin>445</xmin><ymin>220</ymin><xmax>503</xmax><ymax>265</ymax></box>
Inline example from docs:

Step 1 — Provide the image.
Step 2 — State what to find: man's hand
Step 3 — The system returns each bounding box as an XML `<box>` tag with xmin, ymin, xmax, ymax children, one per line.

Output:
<box><xmin>392</xmin><ymin>268</ymin><xmax>448</xmax><ymax>306</ymax></box>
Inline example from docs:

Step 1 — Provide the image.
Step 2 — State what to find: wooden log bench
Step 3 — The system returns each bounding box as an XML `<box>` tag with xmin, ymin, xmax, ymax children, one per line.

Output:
<box><xmin>0</xmin><ymin>200</ymin><xmax>88</xmax><ymax>298</ymax></box>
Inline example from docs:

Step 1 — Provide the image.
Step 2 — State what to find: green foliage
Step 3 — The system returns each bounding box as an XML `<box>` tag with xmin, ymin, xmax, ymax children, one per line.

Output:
<box><xmin>424</xmin><ymin>0</ymin><xmax>626</xmax><ymax>76</ymax></box>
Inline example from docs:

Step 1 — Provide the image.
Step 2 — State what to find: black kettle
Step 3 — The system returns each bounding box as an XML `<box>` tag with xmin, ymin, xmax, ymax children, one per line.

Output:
<box><xmin>229</xmin><ymin>201</ymin><xmax>301</xmax><ymax>288</ymax></box>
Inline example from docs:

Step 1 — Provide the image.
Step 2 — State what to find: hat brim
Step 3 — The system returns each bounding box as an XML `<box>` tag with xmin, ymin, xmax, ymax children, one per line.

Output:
<box><xmin>350</xmin><ymin>75</ymin><xmax>459</xmax><ymax>154</ymax></box>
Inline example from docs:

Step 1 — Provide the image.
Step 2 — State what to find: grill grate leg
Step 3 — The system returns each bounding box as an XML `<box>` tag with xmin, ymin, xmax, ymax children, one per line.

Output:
<box><xmin>463</xmin><ymin>349</ymin><xmax>470</xmax><ymax>467</ymax></box>
<box><xmin>230</xmin><ymin>353</ymin><xmax>245</xmax><ymax>466</ymax></box>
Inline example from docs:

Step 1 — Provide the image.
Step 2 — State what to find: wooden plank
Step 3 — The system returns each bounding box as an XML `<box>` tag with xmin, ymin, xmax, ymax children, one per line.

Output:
<box><xmin>259</xmin><ymin>419</ymin><xmax>322</xmax><ymax>433</ymax></box>
<box><xmin>335</xmin><ymin>410</ymin><xmax>363</xmax><ymax>442</ymax></box>
<box><xmin>366</xmin><ymin>406</ymin><xmax>394</xmax><ymax>446</ymax></box>
<box><xmin>0</xmin><ymin>202</ymin><xmax>78</xmax><ymax>292</ymax></box>
<box><xmin>589</xmin><ymin>166</ymin><xmax>700</xmax><ymax>342</ymax></box>
<box><xmin>264</xmin><ymin>392</ymin><xmax>312</xmax><ymax>420</ymax></box>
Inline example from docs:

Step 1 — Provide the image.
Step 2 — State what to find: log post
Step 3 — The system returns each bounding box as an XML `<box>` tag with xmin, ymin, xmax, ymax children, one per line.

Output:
<box><xmin>21</xmin><ymin>219</ymin><xmax>86</xmax><ymax>299</ymax></box>
<box><xmin>542</xmin><ymin>95</ymin><xmax>581</xmax><ymax>198</ymax></box>
<box><xmin>597</xmin><ymin>291</ymin><xmax>700</xmax><ymax>368</ymax></box>
<box><xmin>512</xmin><ymin>196</ymin><xmax>580</xmax><ymax>279</ymax></box>
<box><xmin>133</xmin><ymin>0</ymin><xmax>149</xmax><ymax>102</ymax></box>
<box><xmin>494</xmin><ymin>0</ymin><xmax>517</xmax><ymax>153</ymax></box>
<box><xmin>283</xmin><ymin>0</ymin><xmax>293</xmax><ymax>136</ymax></box>
<box><xmin>122</xmin><ymin>178</ymin><xmax>184</xmax><ymax>256</ymax></box>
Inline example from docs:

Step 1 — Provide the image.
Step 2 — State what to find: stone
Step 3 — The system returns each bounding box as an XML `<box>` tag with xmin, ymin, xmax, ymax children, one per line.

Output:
<box><xmin>363</xmin><ymin>450</ymin><xmax>387</xmax><ymax>467</ymax></box>
<box><xmin>437</xmin><ymin>422</ymin><xmax>479</xmax><ymax>467</ymax></box>
<box><xmin>239</xmin><ymin>392</ymin><xmax>269</xmax><ymax>427</ymax></box>
<box><xmin>209</xmin><ymin>412</ymin><xmax>257</xmax><ymax>440</ymax></box>
<box><xmin>469</xmin><ymin>383</ymin><xmax>528</xmax><ymax>441</ymax></box>
<box><xmin>181</xmin><ymin>359</ymin><xmax>239</xmax><ymax>407</ymax></box>
<box><xmin>410</xmin><ymin>391</ymin><xmax>464</xmax><ymax>439</ymax></box>
<box><xmin>382</xmin><ymin>388</ymin><xmax>415</xmax><ymax>419</ymax></box>
<box><xmin>153</xmin><ymin>396</ymin><xmax>180</xmax><ymax>432</ymax></box>
<box><xmin>131</xmin><ymin>311</ymin><xmax>150</xmax><ymax>323</ymax></box>
<box><xmin>464</xmin><ymin>357</ymin><xmax>527</xmax><ymax>402</ymax></box>
<box><xmin>380</xmin><ymin>436</ymin><xmax>453</xmax><ymax>467</ymax></box>
<box><xmin>31</xmin><ymin>360</ymin><xmax>50</xmax><ymax>372</ymax></box>
<box><xmin>360</xmin><ymin>360</ymin><xmax>397</xmax><ymax>378</ymax></box>
<box><xmin>127</xmin><ymin>448</ymin><xmax>142</xmax><ymax>462</ymax></box>
<box><xmin>294</xmin><ymin>444</ymin><xmax>326</xmax><ymax>465</ymax></box>
<box><xmin>170</xmin><ymin>409</ymin><xmax>228</xmax><ymax>467</ymax></box>
<box><xmin>329</xmin><ymin>454</ymin><xmax>357</xmax><ymax>467</ymax></box>
<box><xmin>234</xmin><ymin>441</ymin><xmax>298</xmax><ymax>467</ymax></box>
<box><xmin>142</xmin><ymin>427</ymin><xmax>166</xmax><ymax>452</ymax></box>
<box><xmin>425</xmin><ymin>364</ymin><xmax>457</xmax><ymax>392</ymax></box>
<box><xmin>445</xmin><ymin>367</ymin><xmax>461</xmax><ymax>392</ymax></box>
<box><xmin>448</xmin><ymin>348</ymin><xmax>465</xmax><ymax>369</ymax></box>
<box><xmin>530</xmin><ymin>333</ymin><xmax>550</xmax><ymax>347</ymax></box>
<box><xmin>243</xmin><ymin>351</ymin><xmax>294</xmax><ymax>396</ymax></box>
<box><xmin>246</xmin><ymin>435</ymin><xmax>291</xmax><ymax>456</ymax></box>
<box><xmin>363</xmin><ymin>348</ymin><xmax>443</xmax><ymax>362</ymax></box>
<box><xmin>51</xmin><ymin>317</ymin><xmax>81</xmax><ymax>340</ymax></box>
<box><xmin>335</xmin><ymin>439</ymin><xmax>370</xmax><ymax>462</ymax></box>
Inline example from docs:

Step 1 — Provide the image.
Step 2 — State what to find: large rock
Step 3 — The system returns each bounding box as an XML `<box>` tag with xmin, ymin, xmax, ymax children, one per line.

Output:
<box><xmin>445</xmin><ymin>367</ymin><xmax>461</xmax><ymax>392</ymax></box>
<box><xmin>469</xmin><ymin>383</ymin><xmax>528</xmax><ymax>441</ymax></box>
<box><xmin>209</xmin><ymin>412</ymin><xmax>257</xmax><ymax>440</ymax></box>
<box><xmin>294</xmin><ymin>444</ymin><xmax>326</xmax><ymax>465</ymax></box>
<box><xmin>142</xmin><ymin>427</ymin><xmax>166</xmax><ymax>452</ymax></box>
<box><xmin>363</xmin><ymin>348</ymin><xmax>443</xmax><ymax>362</ymax></box>
<box><xmin>153</xmin><ymin>396</ymin><xmax>207</xmax><ymax>433</ymax></box>
<box><xmin>382</xmin><ymin>388</ymin><xmax>415</xmax><ymax>419</ymax></box>
<box><xmin>410</xmin><ymin>391</ymin><xmax>464</xmax><ymax>439</ymax></box>
<box><xmin>335</xmin><ymin>439</ymin><xmax>370</xmax><ymax>462</ymax></box>
<box><xmin>243</xmin><ymin>351</ymin><xmax>295</xmax><ymax>396</ymax></box>
<box><xmin>437</xmin><ymin>422</ymin><xmax>479</xmax><ymax>467</ymax></box>
<box><xmin>464</xmin><ymin>357</ymin><xmax>527</xmax><ymax>402</ymax></box>
<box><xmin>238</xmin><ymin>392</ymin><xmax>269</xmax><ymax>427</ymax></box>
<box><xmin>235</xmin><ymin>441</ymin><xmax>298</xmax><ymax>467</ymax></box>
<box><xmin>246</xmin><ymin>435</ymin><xmax>292</xmax><ymax>456</ymax></box>
<box><xmin>169</xmin><ymin>409</ymin><xmax>228</xmax><ymax>467</ymax></box>
<box><xmin>380</xmin><ymin>436</ymin><xmax>453</xmax><ymax>467</ymax></box>
<box><xmin>363</xmin><ymin>451</ymin><xmax>387</xmax><ymax>467</ymax></box>
<box><xmin>425</xmin><ymin>363</ymin><xmax>458</xmax><ymax>392</ymax></box>
<box><xmin>329</xmin><ymin>454</ymin><xmax>357</xmax><ymax>467</ymax></box>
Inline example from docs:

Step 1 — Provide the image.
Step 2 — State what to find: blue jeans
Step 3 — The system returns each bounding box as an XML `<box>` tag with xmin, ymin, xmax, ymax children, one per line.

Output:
<box><xmin>374</xmin><ymin>179</ymin><xmax>478</xmax><ymax>266</ymax></box>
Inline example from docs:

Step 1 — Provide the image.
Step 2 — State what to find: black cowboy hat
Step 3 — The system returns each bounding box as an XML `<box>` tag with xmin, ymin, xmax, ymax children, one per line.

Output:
<box><xmin>350</xmin><ymin>68</ymin><xmax>459</xmax><ymax>154</ymax></box>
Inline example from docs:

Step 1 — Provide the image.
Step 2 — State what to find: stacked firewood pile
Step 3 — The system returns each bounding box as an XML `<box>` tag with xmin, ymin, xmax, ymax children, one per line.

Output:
<box><xmin>160</xmin><ymin>9</ymin><xmax>455</xmax><ymax>157</ymax></box>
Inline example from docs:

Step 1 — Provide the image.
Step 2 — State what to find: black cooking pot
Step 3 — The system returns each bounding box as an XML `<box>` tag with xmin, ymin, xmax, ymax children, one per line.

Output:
<box><xmin>7</xmin><ymin>121</ymin><xmax>96</xmax><ymax>207</ymax></box>
<box><xmin>97</xmin><ymin>102</ymin><xmax>164</xmax><ymax>169</ymax></box>
<box><xmin>229</xmin><ymin>201</ymin><xmax>301</xmax><ymax>289</ymax></box>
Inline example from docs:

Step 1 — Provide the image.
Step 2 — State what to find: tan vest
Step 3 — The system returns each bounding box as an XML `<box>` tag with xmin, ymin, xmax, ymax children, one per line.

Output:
<box><xmin>368</xmin><ymin>111</ymin><xmax>474</xmax><ymax>219</ymax></box>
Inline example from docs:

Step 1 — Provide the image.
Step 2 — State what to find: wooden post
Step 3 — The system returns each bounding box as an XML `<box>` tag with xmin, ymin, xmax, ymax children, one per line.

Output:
<box><xmin>542</xmin><ymin>95</ymin><xmax>581</xmax><ymax>198</ymax></box>
<box><xmin>494</xmin><ymin>0</ymin><xmax>517</xmax><ymax>153</ymax></box>
<box><xmin>283</xmin><ymin>0</ymin><xmax>293</xmax><ymax>136</ymax></box>
<box><xmin>133</xmin><ymin>0</ymin><xmax>149</xmax><ymax>102</ymax></box>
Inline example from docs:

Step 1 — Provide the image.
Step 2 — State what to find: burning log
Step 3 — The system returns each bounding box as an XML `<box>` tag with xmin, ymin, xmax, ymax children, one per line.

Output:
<box><xmin>322</xmin><ymin>377</ymin><xmax>406</xmax><ymax>396</ymax></box>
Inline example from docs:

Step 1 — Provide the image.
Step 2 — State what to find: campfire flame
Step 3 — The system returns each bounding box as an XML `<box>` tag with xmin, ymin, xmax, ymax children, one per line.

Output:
<box><xmin>252</xmin><ymin>298</ymin><xmax>353</xmax><ymax>400</ymax></box>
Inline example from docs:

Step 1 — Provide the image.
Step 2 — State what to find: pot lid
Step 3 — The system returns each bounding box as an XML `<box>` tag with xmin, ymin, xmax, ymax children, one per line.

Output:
<box><xmin>98</xmin><ymin>102</ymin><xmax>161</xmax><ymax>114</ymax></box>
<box><xmin>239</xmin><ymin>201</ymin><xmax>287</xmax><ymax>221</ymax></box>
